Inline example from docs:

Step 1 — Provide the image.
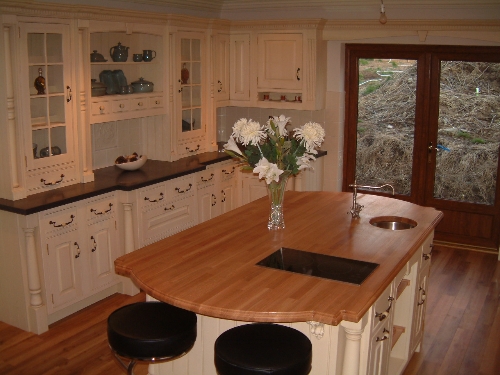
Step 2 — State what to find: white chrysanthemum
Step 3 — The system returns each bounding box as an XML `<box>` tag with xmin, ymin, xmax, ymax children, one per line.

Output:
<box><xmin>296</xmin><ymin>154</ymin><xmax>316</xmax><ymax>171</ymax></box>
<box><xmin>253</xmin><ymin>157</ymin><xmax>284</xmax><ymax>184</ymax></box>
<box><xmin>223</xmin><ymin>136</ymin><xmax>243</xmax><ymax>156</ymax></box>
<box><xmin>293</xmin><ymin>122</ymin><xmax>325</xmax><ymax>152</ymax></box>
<box><xmin>267</xmin><ymin>115</ymin><xmax>290</xmax><ymax>137</ymax></box>
<box><xmin>232</xmin><ymin>118</ymin><xmax>266</xmax><ymax>146</ymax></box>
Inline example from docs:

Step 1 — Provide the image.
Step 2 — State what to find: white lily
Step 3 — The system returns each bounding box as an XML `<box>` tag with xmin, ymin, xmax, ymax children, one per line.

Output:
<box><xmin>253</xmin><ymin>157</ymin><xmax>284</xmax><ymax>184</ymax></box>
<box><xmin>268</xmin><ymin>115</ymin><xmax>290</xmax><ymax>137</ymax></box>
<box><xmin>297</xmin><ymin>154</ymin><xmax>316</xmax><ymax>171</ymax></box>
<box><xmin>223</xmin><ymin>135</ymin><xmax>243</xmax><ymax>157</ymax></box>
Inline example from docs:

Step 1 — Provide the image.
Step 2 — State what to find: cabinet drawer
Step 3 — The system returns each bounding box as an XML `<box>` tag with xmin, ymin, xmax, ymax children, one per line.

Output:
<box><xmin>26</xmin><ymin>165</ymin><xmax>77</xmax><ymax>195</ymax></box>
<box><xmin>40</xmin><ymin>205</ymin><xmax>79</xmax><ymax>236</ymax></box>
<box><xmin>371</xmin><ymin>282</ymin><xmax>394</xmax><ymax>331</ymax></box>
<box><xmin>139</xmin><ymin>195</ymin><xmax>197</xmax><ymax>246</ymax></box>
<box><xmin>90</xmin><ymin>100</ymin><xmax>111</xmax><ymax>116</ymax></box>
<box><xmin>220</xmin><ymin>164</ymin><xmax>237</xmax><ymax>183</ymax></box>
<box><xmin>169</xmin><ymin>175</ymin><xmax>195</xmax><ymax>200</ymax></box>
<box><xmin>197</xmin><ymin>169</ymin><xmax>216</xmax><ymax>188</ymax></box>
<box><xmin>148</xmin><ymin>96</ymin><xmax>164</xmax><ymax>108</ymax></box>
<box><xmin>129</xmin><ymin>97</ymin><xmax>148</xmax><ymax>111</ymax></box>
<box><xmin>111</xmin><ymin>98</ymin><xmax>129</xmax><ymax>113</ymax></box>
<box><xmin>85</xmin><ymin>194</ymin><xmax>116</xmax><ymax>222</ymax></box>
<box><xmin>139</xmin><ymin>182</ymin><xmax>168</xmax><ymax>209</ymax></box>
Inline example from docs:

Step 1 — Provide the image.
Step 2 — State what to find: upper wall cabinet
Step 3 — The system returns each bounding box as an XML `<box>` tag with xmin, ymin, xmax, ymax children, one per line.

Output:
<box><xmin>88</xmin><ymin>22</ymin><xmax>167</xmax><ymax>124</ymax></box>
<box><xmin>18</xmin><ymin>21</ymin><xmax>78</xmax><ymax>196</ymax></box>
<box><xmin>229</xmin><ymin>22</ymin><xmax>326</xmax><ymax>110</ymax></box>
<box><xmin>213</xmin><ymin>33</ymin><xmax>230</xmax><ymax>104</ymax></box>
<box><xmin>257</xmin><ymin>33</ymin><xmax>303</xmax><ymax>91</ymax></box>
<box><xmin>171</xmin><ymin>30</ymin><xmax>209</xmax><ymax>159</ymax></box>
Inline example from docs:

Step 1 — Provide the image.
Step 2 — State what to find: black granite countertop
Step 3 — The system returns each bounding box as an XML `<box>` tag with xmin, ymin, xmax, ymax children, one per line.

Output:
<box><xmin>0</xmin><ymin>149</ymin><xmax>326</xmax><ymax>216</ymax></box>
<box><xmin>0</xmin><ymin>151</ymin><xmax>232</xmax><ymax>215</ymax></box>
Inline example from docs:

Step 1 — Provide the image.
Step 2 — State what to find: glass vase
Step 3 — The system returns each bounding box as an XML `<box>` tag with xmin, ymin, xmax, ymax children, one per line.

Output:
<box><xmin>267</xmin><ymin>171</ymin><xmax>291</xmax><ymax>230</ymax></box>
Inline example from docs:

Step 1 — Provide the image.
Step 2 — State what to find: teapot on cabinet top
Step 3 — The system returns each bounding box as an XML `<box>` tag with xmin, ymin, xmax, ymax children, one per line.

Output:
<box><xmin>110</xmin><ymin>42</ymin><xmax>129</xmax><ymax>62</ymax></box>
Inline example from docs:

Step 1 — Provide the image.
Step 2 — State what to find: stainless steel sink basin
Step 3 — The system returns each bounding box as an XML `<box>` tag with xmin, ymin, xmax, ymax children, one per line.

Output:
<box><xmin>369</xmin><ymin>216</ymin><xmax>417</xmax><ymax>230</ymax></box>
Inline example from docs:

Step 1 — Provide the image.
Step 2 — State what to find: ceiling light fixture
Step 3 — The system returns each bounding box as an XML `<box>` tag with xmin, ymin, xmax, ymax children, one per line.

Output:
<box><xmin>379</xmin><ymin>0</ymin><xmax>387</xmax><ymax>24</ymax></box>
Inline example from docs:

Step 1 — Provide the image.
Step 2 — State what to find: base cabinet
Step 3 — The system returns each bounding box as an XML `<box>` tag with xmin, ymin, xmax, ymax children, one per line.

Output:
<box><xmin>40</xmin><ymin>193</ymin><xmax>120</xmax><ymax>316</ymax></box>
<box><xmin>137</xmin><ymin>174</ymin><xmax>197</xmax><ymax>246</ymax></box>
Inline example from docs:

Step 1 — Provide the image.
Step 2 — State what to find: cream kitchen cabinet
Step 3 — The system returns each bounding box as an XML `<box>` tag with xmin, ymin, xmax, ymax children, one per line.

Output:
<box><xmin>257</xmin><ymin>33</ymin><xmax>303</xmax><ymax>91</ymax></box>
<box><xmin>197</xmin><ymin>160</ymin><xmax>238</xmax><ymax>223</ymax></box>
<box><xmin>197</xmin><ymin>166</ymin><xmax>220</xmax><ymax>222</ymax></box>
<box><xmin>40</xmin><ymin>193</ymin><xmax>120</xmax><ymax>318</ymax></box>
<box><xmin>213</xmin><ymin>33</ymin><xmax>230</xmax><ymax>104</ymax></box>
<box><xmin>172</xmin><ymin>30</ymin><xmax>210</xmax><ymax>159</ymax></box>
<box><xmin>88</xmin><ymin>22</ymin><xmax>166</xmax><ymax>124</ymax></box>
<box><xmin>137</xmin><ymin>174</ymin><xmax>197</xmax><ymax>246</ymax></box>
<box><xmin>18</xmin><ymin>21</ymin><xmax>78</xmax><ymax>197</ymax></box>
<box><xmin>229</xmin><ymin>33</ymin><xmax>251</xmax><ymax>103</ymax></box>
<box><xmin>229</xmin><ymin>21</ymin><xmax>326</xmax><ymax>110</ymax></box>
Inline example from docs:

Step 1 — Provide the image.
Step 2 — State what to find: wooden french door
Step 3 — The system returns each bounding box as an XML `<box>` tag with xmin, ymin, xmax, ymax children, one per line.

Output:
<box><xmin>343</xmin><ymin>44</ymin><xmax>500</xmax><ymax>250</ymax></box>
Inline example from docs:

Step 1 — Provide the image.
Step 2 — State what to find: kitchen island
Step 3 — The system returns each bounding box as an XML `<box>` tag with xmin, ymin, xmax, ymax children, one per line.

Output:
<box><xmin>115</xmin><ymin>191</ymin><xmax>443</xmax><ymax>375</ymax></box>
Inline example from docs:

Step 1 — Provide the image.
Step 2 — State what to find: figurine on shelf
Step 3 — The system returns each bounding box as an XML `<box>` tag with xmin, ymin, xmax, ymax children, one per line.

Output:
<box><xmin>34</xmin><ymin>67</ymin><xmax>46</xmax><ymax>95</ymax></box>
<box><xmin>181</xmin><ymin>63</ymin><xmax>189</xmax><ymax>84</ymax></box>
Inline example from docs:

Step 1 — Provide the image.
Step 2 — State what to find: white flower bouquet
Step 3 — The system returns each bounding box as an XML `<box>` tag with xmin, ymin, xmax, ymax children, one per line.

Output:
<box><xmin>223</xmin><ymin>115</ymin><xmax>325</xmax><ymax>184</ymax></box>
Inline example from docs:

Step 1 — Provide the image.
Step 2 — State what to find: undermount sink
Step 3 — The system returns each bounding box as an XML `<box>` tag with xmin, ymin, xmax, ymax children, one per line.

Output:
<box><xmin>369</xmin><ymin>216</ymin><xmax>417</xmax><ymax>230</ymax></box>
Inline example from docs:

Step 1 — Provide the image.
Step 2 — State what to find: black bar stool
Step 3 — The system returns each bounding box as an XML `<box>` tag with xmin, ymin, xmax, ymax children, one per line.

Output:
<box><xmin>107</xmin><ymin>301</ymin><xmax>197</xmax><ymax>375</ymax></box>
<box><xmin>214</xmin><ymin>323</ymin><xmax>312</xmax><ymax>375</ymax></box>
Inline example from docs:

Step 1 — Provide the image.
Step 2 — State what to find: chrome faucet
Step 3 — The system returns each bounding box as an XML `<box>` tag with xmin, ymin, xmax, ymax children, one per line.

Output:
<box><xmin>348</xmin><ymin>180</ymin><xmax>395</xmax><ymax>218</ymax></box>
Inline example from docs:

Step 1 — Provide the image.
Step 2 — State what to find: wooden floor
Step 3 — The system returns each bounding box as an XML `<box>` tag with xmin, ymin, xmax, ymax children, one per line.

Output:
<box><xmin>0</xmin><ymin>246</ymin><xmax>499</xmax><ymax>375</ymax></box>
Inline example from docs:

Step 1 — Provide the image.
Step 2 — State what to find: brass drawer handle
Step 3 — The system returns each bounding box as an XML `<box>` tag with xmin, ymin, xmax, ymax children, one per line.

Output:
<box><xmin>417</xmin><ymin>287</ymin><xmax>427</xmax><ymax>306</ymax></box>
<box><xmin>375</xmin><ymin>296</ymin><xmax>394</xmax><ymax>321</ymax></box>
<box><xmin>90</xmin><ymin>236</ymin><xmax>97</xmax><ymax>252</ymax></box>
<box><xmin>186</xmin><ymin>145</ymin><xmax>200</xmax><ymax>153</ymax></box>
<box><xmin>41</xmin><ymin>174</ymin><xmax>64</xmax><ymax>186</ymax></box>
<box><xmin>74</xmin><ymin>242</ymin><xmax>80</xmax><ymax>258</ymax></box>
<box><xmin>175</xmin><ymin>183</ymin><xmax>193</xmax><ymax>194</ymax></box>
<box><xmin>201</xmin><ymin>173</ymin><xmax>214</xmax><ymax>182</ymax></box>
<box><xmin>90</xmin><ymin>203</ymin><xmax>113</xmax><ymax>215</ymax></box>
<box><xmin>49</xmin><ymin>214</ymin><xmax>75</xmax><ymax>228</ymax></box>
<box><xmin>164</xmin><ymin>205</ymin><xmax>175</xmax><ymax>211</ymax></box>
<box><xmin>376</xmin><ymin>328</ymin><xmax>390</xmax><ymax>342</ymax></box>
<box><xmin>144</xmin><ymin>192</ymin><xmax>164</xmax><ymax>203</ymax></box>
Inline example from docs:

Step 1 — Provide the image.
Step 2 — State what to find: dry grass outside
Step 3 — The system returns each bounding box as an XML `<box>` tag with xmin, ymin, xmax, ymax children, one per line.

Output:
<box><xmin>356</xmin><ymin>59</ymin><xmax>499</xmax><ymax>205</ymax></box>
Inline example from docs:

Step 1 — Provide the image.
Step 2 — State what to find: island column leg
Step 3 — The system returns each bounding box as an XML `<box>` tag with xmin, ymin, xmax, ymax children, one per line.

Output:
<box><xmin>341</xmin><ymin>320</ymin><xmax>365</xmax><ymax>375</ymax></box>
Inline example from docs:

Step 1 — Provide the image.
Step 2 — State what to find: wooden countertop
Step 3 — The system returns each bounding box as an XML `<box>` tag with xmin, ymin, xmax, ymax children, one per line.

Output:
<box><xmin>114</xmin><ymin>191</ymin><xmax>443</xmax><ymax>326</ymax></box>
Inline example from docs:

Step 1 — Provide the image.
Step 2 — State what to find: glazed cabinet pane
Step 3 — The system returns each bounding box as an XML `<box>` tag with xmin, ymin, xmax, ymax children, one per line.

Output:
<box><xmin>20</xmin><ymin>21</ymin><xmax>76</xmax><ymax>186</ymax></box>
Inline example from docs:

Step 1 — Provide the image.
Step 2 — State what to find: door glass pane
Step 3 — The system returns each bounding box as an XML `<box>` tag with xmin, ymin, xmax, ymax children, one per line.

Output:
<box><xmin>28</xmin><ymin>30</ymin><xmax>67</xmax><ymax>160</ymax></box>
<box><xmin>356</xmin><ymin>58</ymin><xmax>417</xmax><ymax>195</ymax></box>
<box><xmin>180</xmin><ymin>37</ymin><xmax>202</xmax><ymax>134</ymax></box>
<box><xmin>434</xmin><ymin>61</ymin><xmax>499</xmax><ymax>205</ymax></box>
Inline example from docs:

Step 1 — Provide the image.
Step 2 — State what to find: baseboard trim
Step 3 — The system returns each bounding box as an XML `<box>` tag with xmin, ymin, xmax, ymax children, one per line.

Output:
<box><xmin>434</xmin><ymin>240</ymin><xmax>499</xmax><ymax>255</ymax></box>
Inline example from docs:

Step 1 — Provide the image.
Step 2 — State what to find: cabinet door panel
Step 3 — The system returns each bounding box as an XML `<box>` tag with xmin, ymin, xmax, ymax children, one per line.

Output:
<box><xmin>257</xmin><ymin>33</ymin><xmax>302</xmax><ymax>90</ymax></box>
<box><xmin>45</xmin><ymin>231</ymin><xmax>82</xmax><ymax>313</ymax></box>
<box><xmin>230</xmin><ymin>33</ymin><xmax>250</xmax><ymax>101</ymax></box>
<box><xmin>88</xmin><ymin>221</ymin><xmax>117</xmax><ymax>292</ymax></box>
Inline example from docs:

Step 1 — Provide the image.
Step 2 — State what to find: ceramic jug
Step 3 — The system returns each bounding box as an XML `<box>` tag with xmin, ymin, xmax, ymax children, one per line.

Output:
<box><xmin>110</xmin><ymin>42</ymin><xmax>129</xmax><ymax>62</ymax></box>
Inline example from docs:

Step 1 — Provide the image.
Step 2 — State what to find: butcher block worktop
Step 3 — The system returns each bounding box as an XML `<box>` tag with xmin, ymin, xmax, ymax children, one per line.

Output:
<box><xmin>115</xmin><ymin>191</ymin><xmax>443</xmax><ymax>326</ymax></box>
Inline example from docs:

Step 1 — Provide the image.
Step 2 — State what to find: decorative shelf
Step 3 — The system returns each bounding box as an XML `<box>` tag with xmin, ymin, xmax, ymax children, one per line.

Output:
<box><xmin>392</xmin><ymin>325</ymin><xmax>406</xmax><ymax>349</ymax></box>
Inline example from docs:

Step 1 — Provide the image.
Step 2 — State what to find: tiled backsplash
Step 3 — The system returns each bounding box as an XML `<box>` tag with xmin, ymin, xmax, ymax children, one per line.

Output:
<box><xmin>91</xmin><ymin>119</ymin><xmax>144</xmax><ymax>170</ymax></box>
<box><xmin>91</xmin><ymin>107</ymin><xmax>326</xmax><ymax>170</ymax></box>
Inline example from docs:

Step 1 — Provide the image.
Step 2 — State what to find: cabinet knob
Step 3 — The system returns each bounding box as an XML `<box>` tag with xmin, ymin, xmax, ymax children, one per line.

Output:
<box><xmin>155</xmin><ymin>100</ymin><xmax>160</xmax><ymax>105</ymax></box>
<box><xmin>138</xmin><ymin>102</ymin><xmax>144</xmax><ymax>106</ymax></box>
<box><xmin>119</xmin><ymin>104</ymin><xmax>125</xmax><ymax>108</ymax></box>
<box><xmin>99</xmin><ymin>106</ymin><xmax>105</xmax><ymax>111</ymax></box>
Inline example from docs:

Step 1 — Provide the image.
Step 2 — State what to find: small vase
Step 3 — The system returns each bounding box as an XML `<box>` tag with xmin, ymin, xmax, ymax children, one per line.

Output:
<box><xmin>267</xmin><ymin>171</ymin><xmax>291</xmax><ymax>230</ymax></box>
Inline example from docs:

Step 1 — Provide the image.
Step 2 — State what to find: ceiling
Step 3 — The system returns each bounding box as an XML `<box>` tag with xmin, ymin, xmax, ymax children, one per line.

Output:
<box><xmin>37</xmin><ymin>0</ymin><xmax>500</xmax><ymax>20</ymax></box>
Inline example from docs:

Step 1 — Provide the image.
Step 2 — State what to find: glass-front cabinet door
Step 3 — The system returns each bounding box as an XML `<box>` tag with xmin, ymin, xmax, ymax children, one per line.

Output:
<box><xmin>20</xmin><ymin>22</ymin><xmax>74</xmax><ymax>171</ymax></box>
<box><xmin>173</xmin><ymin>31</ymin><xmax>206</xmax><ymax>158</ymax></box>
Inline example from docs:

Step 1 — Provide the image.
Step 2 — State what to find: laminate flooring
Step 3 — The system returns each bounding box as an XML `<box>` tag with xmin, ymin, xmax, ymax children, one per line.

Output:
<box><xmin>0</xmin><ymin>246</ymin><xmax>499</xmax><ymax>375</ymax></box>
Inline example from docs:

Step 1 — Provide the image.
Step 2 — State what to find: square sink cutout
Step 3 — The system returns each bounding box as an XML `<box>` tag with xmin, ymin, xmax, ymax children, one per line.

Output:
<box><xmin>256</xmin><ymin>247</ymin><xmax>379</xmax><ymax>285</ymax></box>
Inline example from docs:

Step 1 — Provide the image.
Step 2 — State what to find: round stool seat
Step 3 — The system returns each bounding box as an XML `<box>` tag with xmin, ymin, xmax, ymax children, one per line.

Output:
<box><xmin>214</xmin><ymin>323</ymin><xmax>312</xmax><ymax>375</ymax></box>
<box><xmin>107</xmin><ymin>302</ymin><xmax>197</xmax><ymax>361</ymax></box>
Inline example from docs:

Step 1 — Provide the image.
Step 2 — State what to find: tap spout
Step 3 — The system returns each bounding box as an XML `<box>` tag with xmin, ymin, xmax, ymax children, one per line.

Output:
<box><xmin>347</xmin><ymin>180</ymin><xmax>395</xmax><ymax>218</ymax></box>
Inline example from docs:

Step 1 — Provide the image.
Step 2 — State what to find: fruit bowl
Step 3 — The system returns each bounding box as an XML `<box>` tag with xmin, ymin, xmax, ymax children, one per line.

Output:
<box><xmin>115</xmin><ymin>153</ymin><xmax>147</xmax><ymax>171</ymax></box>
